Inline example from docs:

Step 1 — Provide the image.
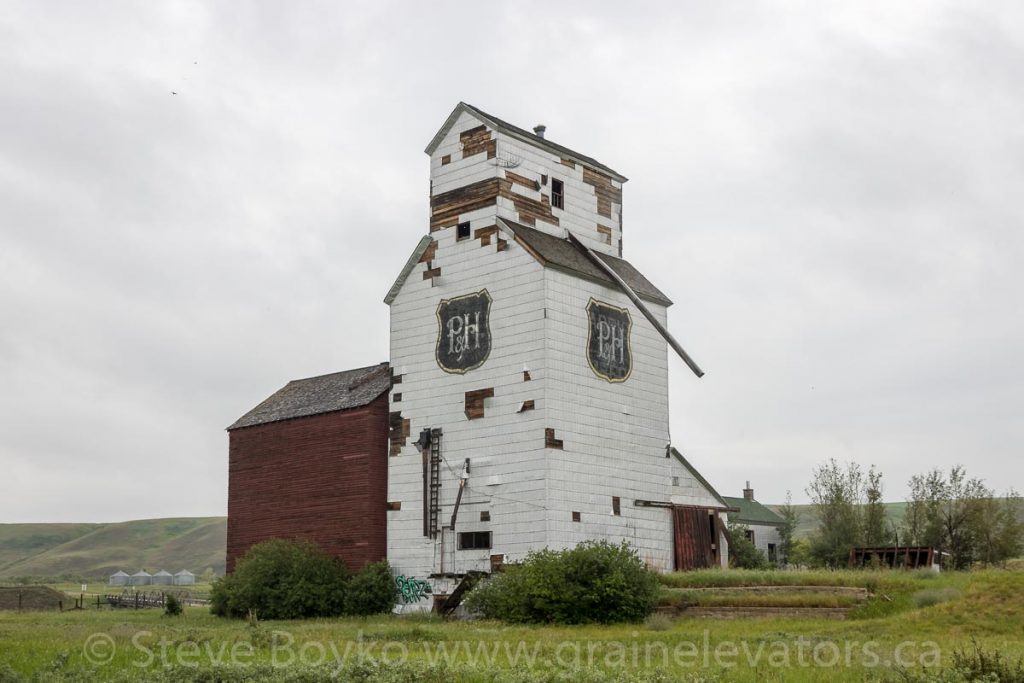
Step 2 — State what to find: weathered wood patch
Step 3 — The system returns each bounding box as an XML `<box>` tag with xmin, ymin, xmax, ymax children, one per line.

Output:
<box><xmin>430</xmin><ymin>178</ymin><xmax>501</xmax><ymax>231</ymax></box>
<box><xmin>464</xmin><ymin>387</ymin><xmax>495</xmax><ymax>420</ymax></box>
<box><xmin>460</xmin><ymin>125</ymin><xmax>497</xmax><ymax>160</ymax></box>
<box><xmin>583</xmin><ymin>167</ymin><xmax>622</xmax><ymax>219</ymax></box>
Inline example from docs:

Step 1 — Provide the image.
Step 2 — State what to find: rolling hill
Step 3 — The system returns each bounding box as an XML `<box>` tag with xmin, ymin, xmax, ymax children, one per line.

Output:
<box><xmin>0</xmin><ymin>517</ymin><xmax>226</xmax><ymax>579</ymax></box>
<box><xmin>767</xmin><ymin>502</ymin><xmax>910</xmax><ymax>540</ymax></box>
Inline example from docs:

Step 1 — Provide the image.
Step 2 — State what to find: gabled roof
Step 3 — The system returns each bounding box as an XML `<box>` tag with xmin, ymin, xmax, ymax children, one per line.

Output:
<box><xmin>153</xmin><ymin>570</ymin><xmax>173</xmax><ymax>577</ymax></box>
<box><xmin>384</xmin><ymin>235</ymin><xmax>433</xmax><ymax>306</ymax></box>
<box><xmin>175</xmin><ymin>570</ymin><xmax>195</xmax><ymax>576</ymax></box>
<box><xmin>721</xmin><ymin>496</ymin><xmax>786</xmax><ymax>527</ymax></box>
<box><xmin>110</xmin><ymin>571</ymin><xmax>129</xmax><ymax>577</ymax></box>
<box><xmin>670</xmin><ymin>447</ymin><xmax>729</xmax><ymax>509</ymax></box>
<box><xmin>228</xmin><ymin>362</ymin><xmax>390</xmax><ymax>431</ymax></box>
<box><xmin>425</xmin><ymin>102</ymin><xmax>628</xmax><ymax>182</ymax></box>
<box><xmin>498</xmin><ymin>219</ymin><xmax>672</xmax><ymax>306</ymax></box>
<box><xmin>132</xmin><ymin>570</ymin><xmax>151</xmax><ymax>577</ymax></box>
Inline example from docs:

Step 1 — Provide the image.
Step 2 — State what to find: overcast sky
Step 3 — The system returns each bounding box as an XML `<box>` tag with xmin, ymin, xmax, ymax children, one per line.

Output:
<box><xmin>2</xmin><ymin>1</ymin><xmax>1022</xmax><ymax>523</ymax></box>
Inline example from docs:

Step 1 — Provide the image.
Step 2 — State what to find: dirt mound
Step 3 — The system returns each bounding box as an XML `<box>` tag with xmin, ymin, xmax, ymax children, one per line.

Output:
<box><xmin>0</xmin><ymin>585</ymin><xmax>67</xmax><ymax>610</ymax></box>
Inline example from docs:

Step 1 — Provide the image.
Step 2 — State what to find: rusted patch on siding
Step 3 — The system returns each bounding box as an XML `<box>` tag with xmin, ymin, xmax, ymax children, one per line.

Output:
<box><xmin>496</xmin><ymin>238</ymin><xmax>508</xmax><ymax>252</ymax></box>
<box><xmin>441</xmin><ymin>154</ymin><xmax>451</xmax><ymax>165</ymax></box>
<box><xmin>460</xmin><ymin>125</ymin><xmax>497</xmax><ymax>160</ymax></box>
<box><xmin>560</xmin><ymin>157</ymin><xmax>577</xmax><ymax>169</ymax></box>
<box><xmin>582</xmin><ymin>167</ymin><xmax>622</xmax><ymax>219</ymax></box>
<box><xmin>422</xmin><ymin>266</ymin><xmax>441</xmax><ymax>281</ymax></box>
<box><xmin>464</xmin><ymin>387</ymin><xmax>494</xmax><ymax>420</ymax></box>
<box><xmin>430</xmin><ymin>178</ymin><xmax>501</xmax><ymax>231</ymax></box>
<box><xmin>387</xmin><ymin>501</ymin><xmax>402</xmax><ymax>511</ymax></box>
<box><xmin>389</xmin><ymin>411</ymin><xmax>410</xmax><ymax>456</ymax></box>
<box><xmin>474</xmin><ymin>225</ymin><xmax>498</xmax><ymax>247</ymax></box>
<box><xmin>545</xmin><ymin>427</ymin><xmax>563</xmax><ymax>449</ymax></box>
<box><xmin>518</xmin><ymin>400</ymin><xmax>535</xmax><ymax>413</ymax></box>
<box><xmin>597</xmin><ymin>225</ymin><xmax>612</xmax><ymax>244</ymax></box>
<box><xmin>523</xmin><ymin>370</ymin><xmax>531</xmax><ymax>381</ymax></box>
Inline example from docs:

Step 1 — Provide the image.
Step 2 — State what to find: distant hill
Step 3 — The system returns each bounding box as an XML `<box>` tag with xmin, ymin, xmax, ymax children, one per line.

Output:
<box><xmin>766</xmin><ymin>502</ymin><xmax>909</xmax><ymax>540</ymax></box>
<box><xmin>0</xmin><ymin>517</ymin><xmax>226</xmax><ymax>579</ymax></box>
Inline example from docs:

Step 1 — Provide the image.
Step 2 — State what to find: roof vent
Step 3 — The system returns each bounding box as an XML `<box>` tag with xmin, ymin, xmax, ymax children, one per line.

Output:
<box><xmin>533</xmin><ymin>124</ymin><xmax>546</xmax><ymax>139</ymax></box>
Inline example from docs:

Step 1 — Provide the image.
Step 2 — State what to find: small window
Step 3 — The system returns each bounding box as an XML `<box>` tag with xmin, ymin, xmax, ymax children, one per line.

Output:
<box><xmin>572</xmin><ymin>511</ymin><xmax>581</xmax><ymax>523</ymax></box>
<box><xmin>458</xmin><ymin>531</ymin><xmax>491</xmax><ymax>550</ymax></box>
<box><xmin>457</xmin><ymin>222</ymin><xmax>471</xmax><ymax>240</ymax></box>
<box><xmin>480</xmin><ymin>511</ymin><xmax>490</xmax><ymax>522</ymax></box>
<box><xmin>612</xmin><ymin>496</ymin><xmax>621</xmax><ymax>516</ymax></box>
<box><xmin>768</xmin><ymin>543</ymin><xmax>777</xmax><ymax>564</ymax></box>
<box><xmin>745</xmin><ymin>529</ymin><xmax>755</xmax><ymax>544</ymax></box>
<box><xmin>551</xmin><ymin>178</ymin><xmax>564</xmax><ymax>209</ymax></box>
<box><xmin>671</xmin><ymin>476</ymin><xmax>680</xmax><ymax>487</ymax></box>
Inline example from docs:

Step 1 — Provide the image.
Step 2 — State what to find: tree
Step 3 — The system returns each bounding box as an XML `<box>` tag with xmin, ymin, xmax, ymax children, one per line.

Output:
<box><xmin>806</xmin><ymin>459</ymin><xmax>879</xmax><ymax>567</ymax></box>
<box><xmin>776</xmin><ymin>491</ymin><xmax>800</xmax><ymax>566</ymax></box>
<box><xmin>727</xmin><ymin>523</ymin><xmax>769</xmax><ymax>570</ymax></box>
<box><xmin>903</xmin><ymin>466</ymin><xmax>1023</xmax><ymax>569</ymax></box>
<box><xmin>863</xmin><ymin>466</ymin><xmax>889</xmax><ymax>547</ymax></box>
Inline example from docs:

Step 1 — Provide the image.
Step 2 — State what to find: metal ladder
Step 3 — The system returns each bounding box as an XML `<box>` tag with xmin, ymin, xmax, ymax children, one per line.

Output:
<box><xmin>428</xmin><ymin>428</ymin><xmax>442</xmax><ymax>538</ymax></box>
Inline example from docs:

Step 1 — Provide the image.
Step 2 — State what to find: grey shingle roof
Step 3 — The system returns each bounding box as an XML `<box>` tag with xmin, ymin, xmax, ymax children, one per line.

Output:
<box><xmin>227</xmin><ymin>362</ymin><xmax>390</xmax><ymax>431</ymax></box>
<box><xmin>722</xmin><ymin>496</ymin><xmax>786</xmax><ymax>527</ymax></box>
<box><xmin>425</xmin><ymin>102</ymin><xmax>628</xmax><ymax>182</ymax></box>
<box><xmin>497</xmin><ymin>219</ymin><xmax>673</xmax><ymax>306</ymax></box>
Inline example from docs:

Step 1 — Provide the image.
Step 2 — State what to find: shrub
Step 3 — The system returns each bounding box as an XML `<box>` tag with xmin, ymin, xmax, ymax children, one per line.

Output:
<box><xmin>464</xmin><ymin>540</ymin><xmax>659</xmax><ymax>624</ymax></box>
<box><xmin>210</xmin><ymin>539</ymin><xmax>350</xmax><ymax>619</ymax></box>
<box><xmin>345</xmin><ymin>560</ymin><xmax>397</xmax><ymax>616</ymax></box>
<box><xmin>164</xmin><ymin>593</ymin><xmax>183</xmax><ymax>616</ymax></box>
<box><xmin>727</xmin><ymin>523</ymin><xmax>769</xmax><ymax>570</ymax></box>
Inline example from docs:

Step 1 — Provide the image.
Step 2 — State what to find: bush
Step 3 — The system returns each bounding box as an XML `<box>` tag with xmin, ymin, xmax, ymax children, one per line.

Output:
<box><xmin>210</xmin><ymin>539</ymin><xmax>350</xmax><ymax>619</ymax></box>
<box><xmin>727</xmin><ymin>524</ymin><xmax>769</xmax><ymax>570</ymax></box>
<box><xmin>345</xmin><ymin>560</ymin><xmax>397</xmax><ymax>616</ymax></box>
<box><xmin>464</xmin><ymin>540</ymin><xmax>659</xmax><ymax>624</ymax></box>
<box><xmin>164</xmin><ymin>593</ymin><xmax>183</xmax><ymax>616</ymax></box>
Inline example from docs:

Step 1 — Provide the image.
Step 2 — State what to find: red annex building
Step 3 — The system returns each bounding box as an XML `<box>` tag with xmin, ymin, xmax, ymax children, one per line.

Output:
<box><xmin>225</xmin><ymin>362</ymin><xmax>391</xmax><ymax>573</ymax></box>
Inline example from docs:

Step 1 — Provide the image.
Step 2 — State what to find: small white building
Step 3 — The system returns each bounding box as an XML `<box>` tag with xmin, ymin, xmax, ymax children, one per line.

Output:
<box><xmin>384</xmin><ymin>103</ymin><xmax>728</xmax><ymax>608</ymax></box>
<box><xmin>108</xmin><ymin>570</ymin><xmax>129</xmax><ymax>587</ymax></box>
<box><xmin>722</xmin><ymin>482</ymin><xmax>787</xmax><ymax>565</ymax></box>
<box><xmin>173</xmin><ymin>570</ymin><xmax>196</xmax><ymax>586</ymax></box>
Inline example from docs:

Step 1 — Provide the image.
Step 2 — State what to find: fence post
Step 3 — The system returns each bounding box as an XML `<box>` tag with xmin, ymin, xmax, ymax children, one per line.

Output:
<box><xmin>18</xmin><ymin>591</ymin><xmax>22</xmax><ymax>611</ymax></box>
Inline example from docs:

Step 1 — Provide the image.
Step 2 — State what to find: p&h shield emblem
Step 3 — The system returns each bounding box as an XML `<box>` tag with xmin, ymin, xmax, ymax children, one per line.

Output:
<box><xmin>586</xmin><ymin>298</ymin><xmax>632</xmax><ymax>383</ymax></box>
<box><xmin>436</xmin><ymin>290</ymin><xmax>492</xmax><ymax>374</ymax></box>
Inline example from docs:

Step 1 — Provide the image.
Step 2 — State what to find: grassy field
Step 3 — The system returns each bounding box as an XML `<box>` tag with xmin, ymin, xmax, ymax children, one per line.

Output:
<box><xmin>0</xmin><ymin>517</ymin><xmax>226</xmax><ymax>579</ymax></box>
<box><xmin>1</xmin><ymin>568</ymin><xmax>1022</xmax><ymax>682</ymax></box>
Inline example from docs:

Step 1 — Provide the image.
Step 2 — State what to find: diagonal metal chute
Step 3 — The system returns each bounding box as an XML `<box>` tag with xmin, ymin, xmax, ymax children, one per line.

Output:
<box><xmin>566</xmin><ymin>232</ymin><xmax>704</xmax><ymax>378</ymax></box>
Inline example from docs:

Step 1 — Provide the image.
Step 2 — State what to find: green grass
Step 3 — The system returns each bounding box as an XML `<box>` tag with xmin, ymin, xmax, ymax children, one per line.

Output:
<box><xmin>0</xmin><ymin>517</ymin><xmax>226</xmax><ymax>579</ymax></box>
<box><xmin>659</xmin><ymin>589</ymin><xmax>864</xmax><ymax>609</ymax></box>
<box><xmin>0</xmin><ymin>569</ymin><xmax>1022</xmax><ymax>681</ymax></box>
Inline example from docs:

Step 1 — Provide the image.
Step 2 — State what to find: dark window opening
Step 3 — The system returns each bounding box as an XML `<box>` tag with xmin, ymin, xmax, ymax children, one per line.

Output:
<box><xmin>572</xmin><ymin>511</ymin><xmax>581</xmax><ymax>523</ymax></box>
<box><xmin>480</xmin><ymin>511</ymin><xmax>490</xmax><ymax>522</ymax></box>
<box><xmin>768</xmin><ymin>543</ymin><xmax>777</xmax><ymax>564</ymax></box>
<box><xmin>458</xmin><ymin>531</ymin><xmax>491</xmax><ymax>550</ymax></box>
<box><xmin>744</xmin><ymin>529</ymin><xmax>755</xmax><ymax>544</ymax></box>
<box><xmin>612</xmin><ymin>496</ymin><xmax>621</xmax><ymax>516</ymax></box>
<box><xmin>671</xmin><ymin>476</ymin><xmax>680</xmax><ymax>487</ymax></box>
<box><xmin>457</xmin><ymin>222</ymin><xmax>471</xmax><ymax>240</ymax></box>
<box><xmin>551</xmin><ymin>178</ymin><xmax>564</xmax><ymax>209</ymax></box>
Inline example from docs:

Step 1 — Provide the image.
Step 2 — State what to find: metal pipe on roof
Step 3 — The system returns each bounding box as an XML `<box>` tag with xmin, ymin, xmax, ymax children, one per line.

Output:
<box><xmin>566</xmin><ymin>232</ymin><xmax>705</xmax><ymax>378</ymax></box>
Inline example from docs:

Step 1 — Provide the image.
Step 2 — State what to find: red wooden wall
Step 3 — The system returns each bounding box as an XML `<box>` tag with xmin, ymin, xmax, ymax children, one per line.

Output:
<box><xmin>226</xmin><ymin>392</ymin><xmax>389</xmax><ymax>573</ymax></box>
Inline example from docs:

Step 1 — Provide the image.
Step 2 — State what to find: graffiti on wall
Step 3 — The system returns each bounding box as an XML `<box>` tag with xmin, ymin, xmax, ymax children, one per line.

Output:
<box><xmin>395</xmin><ymin>575</ymin><xmax>433</xmax><ymax>603</ymax></box>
